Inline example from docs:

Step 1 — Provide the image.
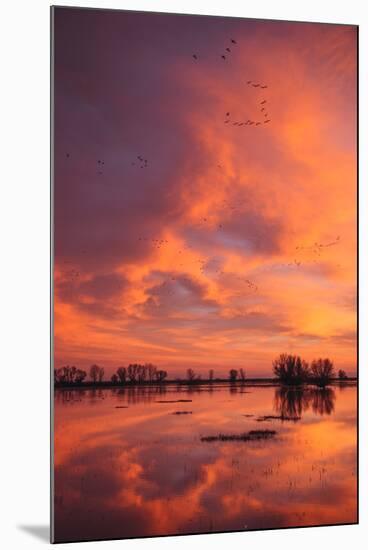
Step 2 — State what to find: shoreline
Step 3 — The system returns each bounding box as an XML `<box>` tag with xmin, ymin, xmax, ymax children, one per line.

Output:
<box><xmin>54</xmin><ymin>377</ymin><xmax>357</xmax><ymax>390</ymax></box>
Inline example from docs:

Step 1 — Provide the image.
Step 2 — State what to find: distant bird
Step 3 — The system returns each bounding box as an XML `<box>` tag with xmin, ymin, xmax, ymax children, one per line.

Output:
<box><xmin>226</xmin><ymin>112</ymin><xmax>230</xmax><ymax>117</ymax></box>
<box><xmin>226</xmin><ymin>47</ymin><xmax>231</xmax><ymax>53</ymax></box>
<box><xmin>256</xmin><ymin>122</ymin><xmax>261</xmax><ymax>126</ymax></box>
<box><xmin>66</xmin><ymin>153</ymin><xmax>70</xmax><ymax>158</ymax></box>
<box><xmin>261</xmin><ymin>107</ymin><xmax>265</xmax><ymax>112</ymax></box>
<box><xmin>221</xmin><ymin>55</ymin><xmax>226</xmax><ymax>60</ymax></box>
<box><xmin>264</xmin><ymin>119</ymin><xmax>271</xmax><ymax>123</ymax></box>
<box><xmin>260</xmin><ymin>100</ymin><xmax>267</xmax><ymax>105</ymax></box>
<box><xmin>192</xmin><ymin>54</ymin><xmax>198</xmax><ymax>60</ymax></box>
<box><xmin>260</xmin><ymin>85</ymin><xmax>268</xmax><ymax>89</ymax></box>
<box><xmin>231</xmin><ymin>39</ymin><xmax>237</xmax><ymax>44</ymax></box>
<box><xmin>247</xmin><ymin>80</ymin><xmax>252</xmax><ymax>84</ymax></box>
<box><xmin>252</xmin><ymin>83</ymin><xmax>260</xmax><ymax>87</ymax></box>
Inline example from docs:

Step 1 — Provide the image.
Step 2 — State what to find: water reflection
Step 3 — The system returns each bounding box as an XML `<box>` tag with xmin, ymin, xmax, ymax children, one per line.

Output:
<box><xmin>274</xmin><ymin>387</ymin><xmax>336</xmax><ymax>418</ymax></box>
<box><xmin>54</xmin><ymin>384</ymin><xmax>356</xmax><ymax>542</ymax></box>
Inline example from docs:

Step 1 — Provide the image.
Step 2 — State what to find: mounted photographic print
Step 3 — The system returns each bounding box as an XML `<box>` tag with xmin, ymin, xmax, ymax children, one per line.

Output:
<box><xmin>51</xmin><ymin>6</ymin><xmax>358</xmax><ymax>543</ymax></box>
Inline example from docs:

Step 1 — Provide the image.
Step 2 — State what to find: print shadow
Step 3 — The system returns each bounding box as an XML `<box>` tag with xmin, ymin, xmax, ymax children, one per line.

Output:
<box><xmin>18</xmin><ymin>525</ymin><xmax>49</xmax><ymax>543</ymax></box>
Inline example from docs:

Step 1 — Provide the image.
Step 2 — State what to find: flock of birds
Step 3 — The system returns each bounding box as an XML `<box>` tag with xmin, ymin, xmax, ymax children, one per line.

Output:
<box><xmin>295</xmin><ymin>236</ymin><xmax>341</xmax><ymax>257</ymax></box>
<box><xmin>61</xmin><ymin>35</ymin><xmax>342</xmax><ymax>303</ymax></box>
<box><xmin>65</xmin><ymin>154</ymin><xmax>149</xmax><ymax>175</ymax></box>
<box><xmin>224</xmin><ymin>98</ymin><xmax>271</xmax><ymax>127</ymax></box>
<box><xmin>192</xmin><ymin>38</ymin><xmax>272</xmax><ymax>128</ymax></box>
<box><xmin>131</xmin><ymin>155</ymin><xmax>148</xmax><ymax>169</ymax></box>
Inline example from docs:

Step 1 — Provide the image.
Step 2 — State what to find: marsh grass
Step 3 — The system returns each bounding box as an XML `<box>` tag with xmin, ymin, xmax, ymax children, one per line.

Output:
<box><xmin>156</xmin><ymin>399</ymin><xmax>192</xmax><ymax>403</ymax></box>
<box><xmin>256</xmin><ymin>415</ymin><xmax>301</xmax><ymax>422</ymax></box>
<box><xmin>201</xmin><ymin>429</ymin><xmax>277</xmax><ymax>442</ymax></box>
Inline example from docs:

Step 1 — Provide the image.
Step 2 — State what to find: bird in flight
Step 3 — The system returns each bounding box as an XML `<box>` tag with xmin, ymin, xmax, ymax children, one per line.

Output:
<box><xmin>226</xmin><ymin>47</ymin><xmax>231</xmax><ymax>53</ymax></box>
<box><xmin>264</xmin><ymin>119</ymin><xmax>271</xmax><ymax>123</ymax></box>
<box><xmin>221</xmin><ymin>55</ymin><xmax>226</xmax><ymax>60</ymax></box>
<box><xmin>231</xmin><ymin>39</ymin><xmax>237</xmax><ymax>44</ymax></box>
<box><xmin>192</xmin><ymin>54</ymin><xmax>198</xmax><ymax>60</ymax></box>
<box><xmin>260</xmin><ymin>100</ymin><xmax>267</xmax><ymax>105</ymax></box>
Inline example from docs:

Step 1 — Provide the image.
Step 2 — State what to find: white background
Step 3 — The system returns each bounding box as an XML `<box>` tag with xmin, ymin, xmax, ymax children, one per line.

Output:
<box><xmin>0</xmin><ymin>0</ymin><xmax>366</xmax><ymax>548</ymax></box>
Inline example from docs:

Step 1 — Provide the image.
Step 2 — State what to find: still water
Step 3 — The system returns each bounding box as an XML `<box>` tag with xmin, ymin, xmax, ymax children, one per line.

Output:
<box><xmin>53</xmin><ymin>383</ymin><xmax>357</xmax><ymax>542</ymax></box>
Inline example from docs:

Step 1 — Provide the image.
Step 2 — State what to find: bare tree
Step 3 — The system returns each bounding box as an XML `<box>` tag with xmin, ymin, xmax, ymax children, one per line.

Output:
<box><xmin>75</xmin><ymin>368</ymin><xmax>87</xmax><ymax>384</ymax></box>
<box><xmin>98</xmin><ymin>366</ymin><xmax>105</xmax><ymax>383</ymax></box>
<box><xmin>111</xmin><ymin>373</ymin><xmax>118</xmax><ymax>383</ymax></box>
<box><xmin>116</xmin><ymin>366</ymin><xmax>126</xmax><ymax>384</ymax></box>
<box><xmin>137</xmin><ymin>365</ymin><xmax>147</xmax><ymax>383</ymax></box>
<box><xmin>338</xmin><ymin>369</ymin><xmax>348</xmax><ymax>380</ymax></box>
<box><xmin>53</xmin><ymin>365</ymin><xmax>91</xmax><ymax>385</ymax></box>
<box><xmin>90</xmin><ymin>364</ymin><xmax>102</xmax><ymax>383</ymax></box>
<box><xmin>155</xmin><ymin>369</ymin><xmax>167</xmax><ymax>382</ymax></box>
<box><xmin>186</xmin><ymin>368</ymin><xmax>197</xmax><ymax>381</ymax></box>
<box><xmin>229</xmin><ymin>369</ymin><xmax>238</xmax><ymax>382</ymax></box>
<box><xmin>239</xmin><ymin>368</ymin><xmax>246</xmax><ymax>382</ymax></box>
<box><xmin>146</xmin><ymin>363</ymin><xmax>157</xmax><ymax>382</ymax></box>
<box><xmin>209</xmin><ymin>369</ymin><xmax>214</xmax><ymax>382</ymax></box>
<box><xmin>273</xmin><ymin>354</ymin><xmax>309</xmax><ymax>385</ymax></box>
<box><xmin>310</xmin><ymin>358</ymin><xmax>335</xmax><ymax>387</ymax></box>
<box><xmin>127</xmin><ymin>364</ymin><xmax>139</xmax><ymax>383</ymax></box>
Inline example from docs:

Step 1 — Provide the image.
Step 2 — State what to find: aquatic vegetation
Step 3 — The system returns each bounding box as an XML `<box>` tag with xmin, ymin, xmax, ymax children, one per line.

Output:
<box><xmin>201</xmin><ymin>429</ymin><xmax>277</xmax><ymax>442</ymax></box>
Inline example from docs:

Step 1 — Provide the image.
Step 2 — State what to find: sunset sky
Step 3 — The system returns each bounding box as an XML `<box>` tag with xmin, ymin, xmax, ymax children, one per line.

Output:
<box><xmin>53</xmin><ymin>8</ymin><xmax>357</xmax><ymax>377</ymax></box>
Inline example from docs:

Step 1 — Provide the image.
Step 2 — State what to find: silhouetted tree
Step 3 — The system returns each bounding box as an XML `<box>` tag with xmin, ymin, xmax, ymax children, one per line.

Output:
<box><xmin>146</xmin><ymin>363</ymin><xmax>157</xmax><ymax>382</ymax></box>
<box><xmin>54</xmin><ymin>365</ymin><xmax>87</xmax><ymax>385</ymax></box>
<box><xmin>186</xmin><ymin>368</ymin><xmax>197</xmax><ymax>381</ymax></box>
<box><xmin>209</xmin><ymin>369</ymin><xmax>214</xmax><ymax>382</ymax></box>
<box><xmin>74</xmin><ymin>368</ymin><xmax>87</xmax><ymax>384</ymax></box>
<box><xmin>137</xmin><ymin>364</ymin><xmax>147</xmax><ymax>383</ymax></box>
<box><xmin>272</xmin><ymin>354</ymin><xmax>309</xmax><ymax>385</ymax></box>
<box><xmin>239</xmin><ymin>368</ymin><xmax>246</xmax><ymax>382</ymax></box>
<box><xmin>111</xmin><ymin>373</ymin><xmax>118</xmax><ymax>383</ymax></box>
<box><xmin>127</xmin><ymin>364</ymin><xmax>139</xmax><ymax>382</ymax></box>
<box><xmin>54</xmin><ymin>368</ymin><xmax>64</xmax><ymax>384</ymax></box>
<box><xmin>90</xmin><ymin>364</ymin><xmax>103</xmax><ymax>383</ymax></box>
<box><xmin>98</xmin><ymin>366</ymin><xmax>105</xmax><ymax>383</ymax></box>
<box><xmin>155</xmin><ymin>369</ymin><xmax>167</xmax><ymax>382</ymax></box>
<box><xmin>310</xmin><ymin>358</ymin><xmax>334</xmax><ymax>387</ymax></box>
<box><xmin>229</xmin><ymin>369</ymin><xmax>238</xmax><ymax>382</ymax></box>
<box><xmin>338</xmin><ymin>369</ymin><xmax>348</xmax><ymax>380</ymax></box>
<box><xmin>116</xmin><ymin>366</ymin><xmax>126</xmax><ymax>384</ymax></box>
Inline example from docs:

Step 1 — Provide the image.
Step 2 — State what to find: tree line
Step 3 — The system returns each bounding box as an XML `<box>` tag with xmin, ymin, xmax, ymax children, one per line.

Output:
<box><xmin>272</xmin><ymin>353</ymin><xmax>348</xmax><ymax>387</ymax></box>
<box><xmin>54</xmin><ymin>363</ymin><xmax>168</xmax><ymax>386</ymax></box>
<box><xmin>54</xmin><ymin>355</ymin><xmax>350</xmax><ymax>387</ymax></box>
